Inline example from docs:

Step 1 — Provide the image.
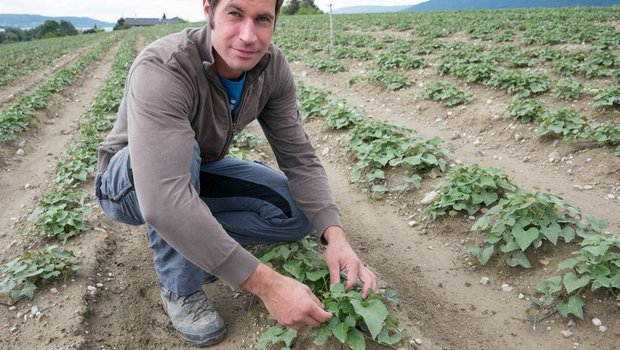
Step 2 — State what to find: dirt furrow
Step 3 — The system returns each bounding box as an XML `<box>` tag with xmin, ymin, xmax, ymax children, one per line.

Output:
<box><xmin>0</xmin><ymin>40</ymin><xmax>122</xmax><ymax>350</ymax></box>
<box><xmin>0</xmin><ymin>42</ymin><xmax>101</xmax><ymax>110</ymax></box>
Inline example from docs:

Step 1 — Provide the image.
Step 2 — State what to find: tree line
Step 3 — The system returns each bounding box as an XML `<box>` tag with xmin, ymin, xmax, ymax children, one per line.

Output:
<box><xmin>0</xmin><ymin>20</ymin><xmax>101</xmax><ymax>44</ymax></box>
<box><xmin>282</xmin><ymin>0</ymin><xmax>323</xmax><ymax>15</ymax></box>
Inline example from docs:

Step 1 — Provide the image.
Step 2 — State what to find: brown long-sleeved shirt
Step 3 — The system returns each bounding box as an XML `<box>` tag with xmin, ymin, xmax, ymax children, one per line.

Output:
<box><xmin>96</xmin><ymin>26</ymin><xmax>341</xmax><ymax>288</ymax></box>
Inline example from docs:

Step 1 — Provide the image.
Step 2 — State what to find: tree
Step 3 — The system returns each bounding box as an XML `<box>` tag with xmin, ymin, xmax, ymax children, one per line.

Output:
<box><xmin>301</xmin><ymin>0</ymin><xmax>318</xmax><ymax>9</ymax></box>
<box><xmin>162</xmin><ymin>13</ymin><xmax>167</xmax><ymax>20</ymax></box>
<box><xmin>37</xmin><ymin>20</ymin><xmax>61</xmax><ymax>39</ymax></box>
<box><xmin>58</xmin><ymin>20</ymin><xmax>78</xmax><ymax>36</ymax></box>
<box><xmin>114</xmin><ymin>18</ymin><xmax>131</xmax><ymax>31</ymax></box>
<box><xmin>285</xmin><ymin>0</ymin><xmax>300</xmax><ymax>15</ymax></box>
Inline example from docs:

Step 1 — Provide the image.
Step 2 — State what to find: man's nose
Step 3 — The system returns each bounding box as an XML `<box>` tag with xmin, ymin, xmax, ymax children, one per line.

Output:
<box><xmin>239</xmin><ymin>20</ymin><xmax>258</xmax><ymax>44</ymax></box>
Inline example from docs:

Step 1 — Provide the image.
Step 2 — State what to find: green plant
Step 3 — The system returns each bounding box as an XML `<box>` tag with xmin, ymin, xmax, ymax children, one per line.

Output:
<box><xmin>593</xmin><ymin>86</ymin><xmax>620</xmax><ymax>108</ymax></box>
<box><xmin>537</xmin><ymin>231</ymin><xmax>620</xmax><ymax>319</ymax></box>
<box><xmin>506</xmin><ymin>98</ymin><xmax>548</xmax><ymax>123</ymax></box>
<box><xmin>323</xmin><ymin>102</ymin><xmax>365</xmax><ymax>130</ymax></box>
<box><xmin>0</xmin><ymin>246</ymin><xmax>79</xmax><ymax>300</ymax></box>
<box><xmin>368</xmin><ymin>69</ymin><xmax>412</xmax><ymax>91</ymax></box>
<box><xmin>424</xmin><ymin>164</ymin><xmax>518</xmax><ymax>219</ymax></box>
<box><xmin>296</xmin><ymin>82</ymin><xmax>329</xmax><ymax>120</ymax></box>
<box><xmin>256</xmin><ymin>238</ymin><xmax>405</xmax><ymax>350</ymax></box>
<box><xmin>375</xmin><ymin>51</ymin><xmax>425</xmax><ymax>70</ymax></box>
<box><xmin>422</xmin><ymin>80</ymin><xmax>472</xmax><ymax>106</ymax></box>
<box><xmin>347</xmin><ymin>120</ymin><xmax>447</xmax><ymax>192</ymax></box>
<box><xmin>28</xmin><ymin>190</ymin><xmax>92</xmax><ymax>242</ymax></box>
<box><xmin>535</xmin><ymin>108</ymin><xmax>590</xmax><ymax>141</ymax></box>
<box><xmin>487</xmin><ymin>68</ymin><xmax>552</xmax><ymax>97</ymax></box>
<box><xmin>551</xmin><ymin>78</ymin><xmax>584</xmax><ymax>101</ymax></box>
<box><xmin>470</xmin><ymin>191</ymin><xmax>599</xmax><ymax>267</ymax></box>
<box><xmin>588</xmin><ymin>121</ymin><xmax>620</xmax><ymax>156</ymax></box>
<box><xmin>229</xmin><ymin>130</ymin><xmax>263</xmax><ymax>160</ymax></box>
<box><xmin>308</xmin><ymin>56</ymin><xmax>346</xmax><ymax>73</ymax></box>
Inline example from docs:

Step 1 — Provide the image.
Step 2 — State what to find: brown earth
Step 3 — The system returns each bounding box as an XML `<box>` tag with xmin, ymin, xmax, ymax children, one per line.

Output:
<box><xmin>0</xmin><ymin>27</ymin><xmax>619</xmax><ymax>350</ymax></box>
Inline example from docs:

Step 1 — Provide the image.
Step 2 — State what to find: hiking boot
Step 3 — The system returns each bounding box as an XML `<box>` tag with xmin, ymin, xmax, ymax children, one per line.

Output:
<box><xmin>160</xmin><ymin>287</ymin><xmax>226</xmax><ymax>347</ymax></box>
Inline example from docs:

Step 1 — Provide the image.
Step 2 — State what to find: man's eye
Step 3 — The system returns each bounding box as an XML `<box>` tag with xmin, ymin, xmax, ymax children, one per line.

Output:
<box><xmin>228</xmin><ymin>11</ymin><xmax>241</xmax><ymax>17</ymax></box>
<box><xmin>257</xmin><ymin>17</ymin><xmax>272</xmax><ymax>23</ymax></box>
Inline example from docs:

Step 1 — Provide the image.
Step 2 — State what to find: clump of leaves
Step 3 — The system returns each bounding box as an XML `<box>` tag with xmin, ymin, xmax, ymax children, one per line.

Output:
<box><xmin>347</xmin><ymin>120</ymin><xmax>447</xmax><ymax>193</ymax></box>
<box><xmin>537</xmin><ymin>230</ymin><xmax>619</xmax><ymax>319</ymax></box>
<box><xmin>593</xmin><ymin>85</ymin><xmax>620</xmax><ymax>108</ymax></box>
<box><xmin>54</xmin><ymin>136</ymin><xmax>101</xmax><ymax>188</ymax></box>
<box><xmin>28</xmin><ymin>190</ymin><xmax>91</xmax><ymax>242</ymax></box>
<box><xmin>506</xmin><ymin>98</ymin><xmax>548</xmax><ymax>123</ymax></box>
<box><xmin>551</xmin><ymin>77</ymin><xmax>585</xmax><ymax>101</ymax></box>
<box><xmin>470</xmin><ymin>191</ymin><xmax>601</xmax><ymax>268</ymax></box>
<box><xmin>296</xmin><ymin>82</ymin><xmax>329</xmax><ymax>120</ymax></box>
<box><xmin>424</xmin><ymin>164</ymin><xmax>518</xmax><ymax>219</ymax></box>
<box><xmin>368</xmin><ymin>69</ymin><xmax>412</xmax><ymax>91</ymax></box>
<box><xmin>323</xmin><ymin>101</ymin><xmax>365</xmax><ymax>130</ymax></box>
<box><xmin>535</xmin><ymin>108</ymin><xmax>590</xmax><ymax>141</ymax></box>
<box><xmin>308</xmin><ymin>56</ymin><xmax>346</xmax><ymax>73</ymax></box>
<box><xmin>0</xmin><ymin>246</ymin><xmax>79</xmax><ymax>300</ymax></box>
<box><xmin>588</xmin><ymin>121</ymin><xmax>620</xmax><ymax>156</ymax></box>
<box><xmin>422</xmin><ymin>80</ymin><xmax>472</xmax><ymax>107</ymax></box>
<box><xmin>487</xmin><ymin>68</ymin><xmax>552</xmax><ymax>97</ymax></box>
<box><xmin>375</xmin><ymin>51</ymin><xmax>425</xmax><ymax>70</ymax></box>
<box><xmin>256</xmin><ymin>238</ymin><xmax>405</xmax><ymax>350</ymax></box>
<box><xmin>229</xmin><ymin>130</ymin><xmax>263</xmax><ymax>160</ymax></box>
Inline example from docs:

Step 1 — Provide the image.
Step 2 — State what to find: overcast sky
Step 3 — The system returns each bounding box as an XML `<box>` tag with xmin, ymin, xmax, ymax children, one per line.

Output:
<box><xmin>0</xmin><ymin>0</ymin><xmax>425</xmax><ymax>23</ymax></box>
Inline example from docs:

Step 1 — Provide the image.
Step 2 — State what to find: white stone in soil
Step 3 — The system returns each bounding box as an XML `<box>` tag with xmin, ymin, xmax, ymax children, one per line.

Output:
<box><xmin>15</xmin><ymin>149</ymin><xmax>25</xmax><ymax>156</ymax></box>
<box><xmin>599</xmin><ymin>325</ymin><xmax>607</xmax><ymax>332</ymax></box>
<box><xmin>420</xmin><ymin>191</ymin><xmax>440</xmax><ymax>204</ymax></box>
<box><xmin>561</xmin><ymin>330</ymin><xmax>573</xmax><ymax>338</ymax></box>
<box><xmin>592</xmin><ymin>318</ymin><xmax>602</xmax><ymax>327</ymax></box>
<box><xmin>501</xmin><ymin>283</ymin><xmax>513</xmax><ymax>292</ymax></box>
<box><xmin>30</xmin><ymin>306</ymin><xmax>39</xmax><ymax>315</ymax></box>
<box><xmin>408</xmin><ymin>220</ymin><xmax>417</xmax><ymax>227</ymax></box>
<box><xmin>479</xmin><ymin>277</ymin><xmax>490</xmax><ymax>285</ymax></box>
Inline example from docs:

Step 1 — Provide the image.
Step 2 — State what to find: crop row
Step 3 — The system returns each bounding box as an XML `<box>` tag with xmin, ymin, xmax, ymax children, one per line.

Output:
<box><xmin>296</xmin><ymin>81</ymin><xmax>619</xmax><ymax>324</ymax></box>
<box><xmin>0</xmin><ymin>33</ymin><xmax>122</xmax><ymax>143</ymax></box>
<box><xmin>0</xmin><ymin>32</ymin><xmax>112</xmax><ymax>87</ymax></box>
<box><xmin>0</xmin><ymin>31</ymin><xmax>137</xmax><ymax>301</ymax></box>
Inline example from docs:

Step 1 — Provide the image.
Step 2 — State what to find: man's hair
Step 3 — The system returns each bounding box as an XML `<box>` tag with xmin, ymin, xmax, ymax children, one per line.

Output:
<box><xmin>208</xmin><ymin>0</ymin><xmax>285</xmax><ymax>16</ymax></box>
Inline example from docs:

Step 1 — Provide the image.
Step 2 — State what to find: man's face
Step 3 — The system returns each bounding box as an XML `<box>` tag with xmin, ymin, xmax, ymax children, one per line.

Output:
<box><xmin>204</xmin><ymin>0</ymin><xmax>277</xmax><ymax>79</ymax></box>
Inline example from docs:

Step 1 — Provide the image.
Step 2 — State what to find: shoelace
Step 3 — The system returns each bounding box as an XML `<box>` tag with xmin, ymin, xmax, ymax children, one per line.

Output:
<box><xmin>179</xmin><ymin>292</ymin><xmax>214</xmax><ymax>322</ymax></box>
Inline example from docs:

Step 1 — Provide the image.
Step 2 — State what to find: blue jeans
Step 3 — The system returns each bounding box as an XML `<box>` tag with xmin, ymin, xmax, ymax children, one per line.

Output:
<box><xmin>95</xmin><ymin>141</ymin><xmax>313</xmax><ymax>295</ymax></box>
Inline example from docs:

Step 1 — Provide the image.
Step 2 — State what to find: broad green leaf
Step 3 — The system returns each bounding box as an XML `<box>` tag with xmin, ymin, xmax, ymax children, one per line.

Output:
<box><xmin>563</xmin><ymin>272</ymin><xmax>591</xmax><ymax>293</ymax></box>
<box><xmin>312</xmin><ymin>324</ymin><xmax>330</xmax><ymax>346</ymax></box>
<box><xmin>506</xmin><ymin>250</ymin><xmax>531</xmax><ymax>268</ymax></box>
<box><xmin>542</xmin><ymin>223</ymin><xmax>561</xmax><ymax>245</ymax></box>
<box><xmin>556</xmin><ymin>296</ymin><xmax>584</xmax><ymax>319</ymax></box>
<box><xmin>332</xmin><ymin>320</ymin><xmax>349</xmax><ymax>343</ymax></box>
<box><xmin>346</xmin><ymin>328</ymin><xmax>366</xmax><ymax>350</ymax></box>
<box><xmin>557</xmin><ymin>258</ymin><xmax>578</xmax><ymax>271</ymax></box>
<box><xmin>536</xmin><ymin>276</ymin><xmax>562</xmax><ymax>294</ymax></box>
<box><xmin>470</xmin><ymin>245</ymin><xmax>494</xmax><ymax>265</ymax></box>
<box><xmin>513</xmin><ymin>226</ymin><xmax>539</xmax><ymax>251</ymax></box>
<box><xmin>350</xmin><ymin>298</ymin><xmax>388</xmax><ymax>339</ymax></box>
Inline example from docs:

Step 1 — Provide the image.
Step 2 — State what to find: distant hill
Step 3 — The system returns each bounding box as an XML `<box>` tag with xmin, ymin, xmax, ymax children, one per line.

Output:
<box><xmin>0</xmin><ymin>14</ymin><xmax>114</xmax><ymax>29</ymax></box>
<box><xmin>405</xmin><ymin>0</ymin><xmax>620</xmax><ymax>11</ymax></box>
<box><xmin>333</xmin><ymin>5</ymin><xmax>413</xmax><ymax>14</ymax></box>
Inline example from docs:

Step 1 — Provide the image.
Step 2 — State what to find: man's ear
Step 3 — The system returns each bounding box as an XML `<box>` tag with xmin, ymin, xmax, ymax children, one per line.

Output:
<box><xmin>202</xmin><ymin>0</ymin><xmax>211</xmax><ymax>18</ymax></box>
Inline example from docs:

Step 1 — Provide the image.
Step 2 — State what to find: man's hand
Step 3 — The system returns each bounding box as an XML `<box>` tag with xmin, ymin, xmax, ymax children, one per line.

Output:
<box><xmin>323</xmin><ymin>226</ymin><xmax>377</xmax><ymax>298</ymax></box>
<box><xmin>241</xmin><ymin>264</ymin><xmax>332</xmax><ymax>330</ymax></box>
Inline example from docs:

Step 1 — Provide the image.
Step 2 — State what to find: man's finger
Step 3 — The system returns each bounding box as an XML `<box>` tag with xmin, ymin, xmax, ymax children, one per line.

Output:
<box><xmin>308</xmin><ymin>303</ymin><xmax>333</xmax><ymax>324</ymax></box>
<box><xmin>344</xmin><ymin>265</ymin><xmax>360</xmax><ymax>290</ymax></box>
<box><xmin>327</xmin><ymin>260</ymin><xmax>341</xmax><ymax>286</ymax></box>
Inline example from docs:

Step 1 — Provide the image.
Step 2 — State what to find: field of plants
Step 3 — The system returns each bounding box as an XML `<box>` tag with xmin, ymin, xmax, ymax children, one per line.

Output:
<box><xmin>0</xmin><ymin>6</ymin><xmax>619</xmax><ymax>350</ymax></box>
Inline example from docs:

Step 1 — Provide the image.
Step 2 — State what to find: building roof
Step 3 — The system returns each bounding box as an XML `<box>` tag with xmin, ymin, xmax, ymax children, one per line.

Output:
<box><xmin>123</xmin><ymin>17</ymin><xmax>179</xmax><ymax>26</ymax></box>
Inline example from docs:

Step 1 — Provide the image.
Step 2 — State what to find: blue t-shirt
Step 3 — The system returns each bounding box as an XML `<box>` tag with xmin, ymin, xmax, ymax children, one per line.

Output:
<box><xmin>218</xmin><ymin>73</ymin><xmax>247</xmax><ymax>120</ymax></box>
